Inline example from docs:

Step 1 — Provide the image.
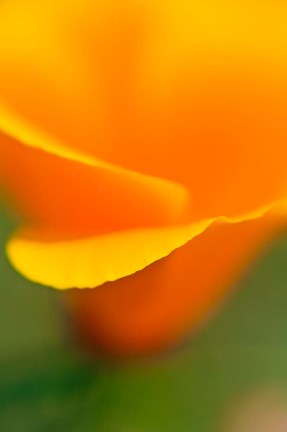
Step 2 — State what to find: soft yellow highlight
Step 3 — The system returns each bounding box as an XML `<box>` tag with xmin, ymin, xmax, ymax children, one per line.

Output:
<box><xmin>7</xmin><ymin>202</ymin><xmax>281</xmax><ymax>289</ymax></box>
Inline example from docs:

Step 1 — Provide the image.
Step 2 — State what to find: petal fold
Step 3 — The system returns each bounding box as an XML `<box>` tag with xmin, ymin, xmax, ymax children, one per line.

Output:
<box><xmin>6</xmin><ymin>201</ymin><xmax>285</xmax><ymax>289</ymax></box>
<box><xmin>0</xmin><ymin>130</ymin><xmax>190</xmax><ymax>235</ymax></box>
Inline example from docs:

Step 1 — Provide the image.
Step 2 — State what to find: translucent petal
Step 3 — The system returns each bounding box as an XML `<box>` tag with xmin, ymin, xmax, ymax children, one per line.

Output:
<box><xmin>6</xmin><ymin>203</ymin><xmax>282</xmax><ymax>290</ymax></box>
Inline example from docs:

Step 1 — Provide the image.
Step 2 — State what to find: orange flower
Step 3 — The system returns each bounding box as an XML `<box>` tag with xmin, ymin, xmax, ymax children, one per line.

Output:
<box><xmin>0</xmin><ymin>0</ymin><xmax>286</xmax><ymax>355</ymax></box>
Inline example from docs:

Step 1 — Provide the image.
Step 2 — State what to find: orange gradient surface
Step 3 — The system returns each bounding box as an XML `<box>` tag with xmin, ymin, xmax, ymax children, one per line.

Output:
<box><xmin>0</xmin><ymin>0</ymin><xmax>286</xmax><ymax>353</ymax></box>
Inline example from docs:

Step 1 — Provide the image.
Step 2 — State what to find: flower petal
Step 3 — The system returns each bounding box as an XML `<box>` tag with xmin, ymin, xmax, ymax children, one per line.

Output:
<box><xmin>0</xmin><ymin>0</ymin><xmax>287</xmax><ymax>221</ymax></box>
<box><xmin>7</xmin><ymin>220</ymin><xmax>211</xmax><ymax>290</ymax></box>
<box><xmin>0</xmin><ymin>0</ymin><xmax>104</xmax><ymax>153</ymax></box>
<box><xmin>6</xmin><ymin>202</ymin><xmax>284</xmax><ymax>290</ymax></box>
<box><xmin>65</xmin><ymin>210</ymin><xmax>286</xmax><ymax>355</ymax></box>
<box><xmin>0</xmin><ymin>130</ymin><xmax>190</xmax><ymax>235</ymax></box>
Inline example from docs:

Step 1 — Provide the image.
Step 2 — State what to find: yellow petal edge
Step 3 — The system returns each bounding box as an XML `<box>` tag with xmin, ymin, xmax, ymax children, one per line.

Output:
<box><xmin>6</xmin><ymin>202</ymin><xmax>285</xmax><ymax>290</ymax></box>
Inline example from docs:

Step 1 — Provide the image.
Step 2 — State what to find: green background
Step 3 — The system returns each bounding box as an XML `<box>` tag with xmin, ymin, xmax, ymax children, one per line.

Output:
<box><xmin>0</xmin><ymin>205</ymin><xmax>287</xmax><ymax>432</ymax></box>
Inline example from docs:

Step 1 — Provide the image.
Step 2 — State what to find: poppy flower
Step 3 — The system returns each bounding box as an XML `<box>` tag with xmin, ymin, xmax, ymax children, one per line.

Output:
<box><xmin>0</xmin><ymin>0</ymin><xmax>286</xmax><ymax>355</ymax></box>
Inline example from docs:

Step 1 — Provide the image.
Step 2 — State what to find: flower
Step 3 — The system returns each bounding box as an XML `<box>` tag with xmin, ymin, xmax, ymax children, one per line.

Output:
<box><xmin>0</xmin><ymin>0</ymin><xmax>286</xmax><ymax>355</ymax></box>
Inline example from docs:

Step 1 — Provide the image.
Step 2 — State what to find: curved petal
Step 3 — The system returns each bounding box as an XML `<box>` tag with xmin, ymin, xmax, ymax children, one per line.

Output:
<box><xmin>0</xmin><ymin>0</ymin><xmax>104</xmax><ymax>153</ymax></box>
<box><xmin>65</xmin><ymin>209</ymin><xmax>286</xmax><ymax>355</ymax></box>
<box><xmin>0</xmin><ymin>131</ymin><xmax>190</xmax><ymax>235</ymax></box>
<box><xmin>0</xmin><ymin>0</ymin><xmax>287</xmax><ymax>222</ymax></box>
<box><xmin>6</xmin><ymin>202</ymin><xmax>283</xmax><ymax>290</ymax></box>
<box><xmin>7</xmin><ymin>220</ymin><xmax>211</xmax><ymax>289</ymax></box>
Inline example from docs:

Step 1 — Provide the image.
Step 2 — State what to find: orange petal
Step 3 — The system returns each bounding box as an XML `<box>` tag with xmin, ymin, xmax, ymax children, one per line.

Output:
<box><xmin>65</xmin><ymin>210</ymin><xmax>285</xmax><ymax>356</ymax></box>
<box><xmin>0</xmin><ymin>0</ymin><xmax>287</xmax><ymax>295</ymax></box>
<box><xmin>0</xmin><ymin>0</ymin><xmax>287</xmax><ymax>220</ymax></box>
<box><xmin>6</xmin><ymin>201</ymin><xmax>280</xmax><ymax>290</ymax></box>
<box><xmin>0</xmin><ymin>131</ymin><xmax>190</xmax><ymax>235</ymax></box>
<box><xmin>0</xmin><ymin>0</ymin><xmax>105</xmax><ymax>154</ymax></box>
<box><xmin>6</xmin><ymin>220</ymin><xmax>210</xmax><ymax>289</ymax></box>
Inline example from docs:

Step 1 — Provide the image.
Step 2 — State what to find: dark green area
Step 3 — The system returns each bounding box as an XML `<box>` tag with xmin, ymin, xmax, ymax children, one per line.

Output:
<box><xmin>0</xmin><ymin>207</ymin><xmax>287</xmax><ymax>431</ymax></box>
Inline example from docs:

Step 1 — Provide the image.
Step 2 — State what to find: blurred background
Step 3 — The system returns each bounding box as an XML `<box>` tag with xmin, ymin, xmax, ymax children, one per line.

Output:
<box><xmin>1</xmin><ymin>204</ymin><xmax>287</xmax><ymax>432</ymax></box>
